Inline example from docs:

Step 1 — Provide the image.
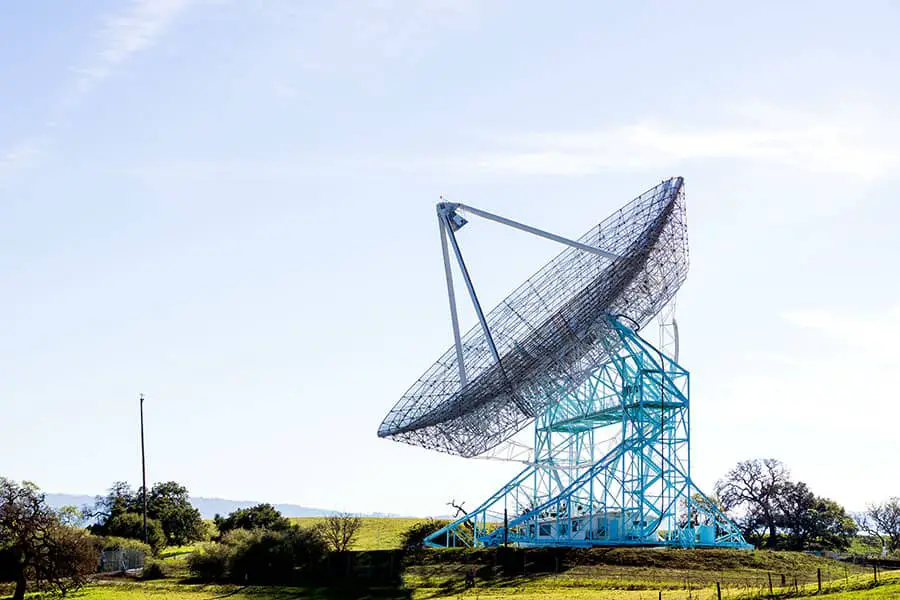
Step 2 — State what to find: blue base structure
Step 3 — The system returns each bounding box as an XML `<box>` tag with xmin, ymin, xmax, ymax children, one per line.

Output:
<box><xmin>425</xmin><ymin>316</ymin><xmax>750</xmax><ymax>549</ymax></box>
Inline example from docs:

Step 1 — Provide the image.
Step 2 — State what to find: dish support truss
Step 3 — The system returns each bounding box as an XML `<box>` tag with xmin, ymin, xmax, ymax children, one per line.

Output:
<box><xmin>425</xmin><ymin>316</ymin><xmax>750</xmax><ymax>549</ymax></box>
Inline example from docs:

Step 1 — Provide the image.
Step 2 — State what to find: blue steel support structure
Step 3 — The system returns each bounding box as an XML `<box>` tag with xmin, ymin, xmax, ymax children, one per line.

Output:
<box><xmin>425</xmin><ymin>316</ymin><xmax>749</xmax><ymax>549</ymax></box>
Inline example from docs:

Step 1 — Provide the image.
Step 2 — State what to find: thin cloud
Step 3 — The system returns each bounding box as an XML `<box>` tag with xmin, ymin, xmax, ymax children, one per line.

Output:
<box><xmin>1</xmin><ymin>1</ymin><xmax>194</xmax><ymax>180</ymax></box>
<box><xmin>288</xmin><ymin>0</ymin><xmax>482</xmax><ymax>75</ymax></box>
<box><xmin>448</xmin><ymin>104</ymin><xmax>900</xmax><ymax>179</ymax></box>
<box><xmin>0</xmin><ymin>138</ymin><xmax>42</xmax><ymax>177</ymax></box>
<box><xmin>73</xmin><ymin>0</ymin><xmax>193</xmax><ymax>96</ymax></box>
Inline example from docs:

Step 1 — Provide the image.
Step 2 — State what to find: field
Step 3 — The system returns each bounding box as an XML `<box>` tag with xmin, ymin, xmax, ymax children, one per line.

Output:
<box><xmin>290</xmin><ymin>517</ymin><xmax>430</xmax><ymax>550</ymax></box>
<box><xmin>3</xmin><ymin>569</ymin><xmax>898</xmax><ymax>600</ymax></box>
<box><xmin>2</xmin><ymin>519</ymin><xmax>899</xmax><ymax>600</ymax></box>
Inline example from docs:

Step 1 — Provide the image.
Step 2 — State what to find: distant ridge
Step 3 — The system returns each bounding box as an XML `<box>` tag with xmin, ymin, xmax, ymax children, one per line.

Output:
<box><xmin>44</xmin><ymin>493</ymin><xmax>405</xmax><ymax>520</ymax></box>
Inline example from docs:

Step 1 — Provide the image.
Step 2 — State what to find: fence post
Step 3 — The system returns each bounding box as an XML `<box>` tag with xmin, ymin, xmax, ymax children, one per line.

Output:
<box><xmin>817</xmin><ymin>568</ymin><xmax>822</xmax><ymax>593</ymax></box>
<box><xmin>658</xmin><ymin>590</ymin><xmax>662</xmax><ymax>600</ymax></box>
<box><xmin>874</xmin><ymin>564</ymin><xmax>878</xmax><ymax>583</ymax></box>
<box><xmin>781</xmin><ymin>574</ymin><xmax>786</xmax><ymax>587</ymax></box>
<box><xmin>768</xmin><ymin>573</ymin><xmax>773</xmax><ymax>597</ymax></box>
<box><xmin>716</xmin><ymin>581</ymin><xmax>722</xmax><ymax>600</ymax></box>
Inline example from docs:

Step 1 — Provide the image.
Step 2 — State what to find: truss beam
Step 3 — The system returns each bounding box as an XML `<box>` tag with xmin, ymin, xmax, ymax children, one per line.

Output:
<box><xmin>424</xmin><ymin>315</ymin><xmax>750</xmax><ymax>550</ymax></box>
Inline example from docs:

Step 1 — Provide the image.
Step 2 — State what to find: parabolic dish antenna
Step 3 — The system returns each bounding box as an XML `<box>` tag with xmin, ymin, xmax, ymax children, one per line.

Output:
<box><xmin>376</xmin><ymin>178</ymin><xmax>749</xmax><ymax>549</ymax></box>
<box><xmin>378</xmin><ymin>178</ymin><xmax>689</xmax><ymax>457</ymax></box>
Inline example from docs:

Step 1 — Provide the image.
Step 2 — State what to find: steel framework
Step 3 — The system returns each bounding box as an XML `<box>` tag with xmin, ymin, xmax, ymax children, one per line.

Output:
<box><xmin>424</xmin><ymin>316</ymin><xmax>748</xmax><ymax>548</ymax></box>
<box><xmin>377</xmin><ymin>177</ymin><xmax>750</xmax><ymax>549</ymax></box>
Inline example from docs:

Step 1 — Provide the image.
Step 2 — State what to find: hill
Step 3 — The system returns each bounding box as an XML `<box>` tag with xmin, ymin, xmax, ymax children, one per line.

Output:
<box><xmin>44</xmin><ymin>493</ymin><xmax>357</xmax><ymax>519</ymax></box>
<box><xmin>293</xmin><ymin>516</ymin><xmax>427</xmax><ymax>550</ymax></box>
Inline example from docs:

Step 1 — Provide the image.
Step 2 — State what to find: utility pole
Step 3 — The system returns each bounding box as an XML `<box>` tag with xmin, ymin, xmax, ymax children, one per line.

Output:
<box><xmin>140</xmin><ymin>394</ymin><xmax>148</xmax><ymax>545</ymax></box>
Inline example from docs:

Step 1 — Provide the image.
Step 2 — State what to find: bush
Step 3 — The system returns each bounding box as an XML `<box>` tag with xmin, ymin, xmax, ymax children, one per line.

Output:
<box><xmin>400</xmin><ymin>519</ymin><xmax>451</xmax><ymax>549</ymax></box>
<box><xmin>187</xmin><ymin>543</ymin><xmax>233</xmax><ymax>582</ymax></box>
<box><xmin>232</xmin><ymin>527</ymin><xmax>328</xmax><ymax>584</ymax></box>
<box><xmin>96</xmin><ymin>536</ymin><xmax>153</xmax><ymax>557</ymax></box>
<box><xmin>140</xmin><ymin>560</ymin><xmax>168</xmax><ymax>580</ymax></box>
<box><xmin>96</xmin><ymin>513</ymin><xmax>166</xmax><ymax>553</ymax></box>
<box><xmin>188</xmin><ymin>526</ymin><xmax>328</xmax><ymax>584</ymax></box>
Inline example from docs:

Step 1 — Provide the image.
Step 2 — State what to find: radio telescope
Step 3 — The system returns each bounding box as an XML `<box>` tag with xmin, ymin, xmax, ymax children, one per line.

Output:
<box><xmin>378</xmin><ymin>178</ymin><xmax>749</xmax><ymax>549</ymax></box>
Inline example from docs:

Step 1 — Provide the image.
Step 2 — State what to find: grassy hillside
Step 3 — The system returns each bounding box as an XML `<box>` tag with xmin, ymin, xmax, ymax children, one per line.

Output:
<box><xmin>404</xmin><ymin>547</ymin><xmax>874</xmax><ymax>597</ymax></box>
<box><xmin>292</xmin><ymin>516</ymin><xmax>428</xmax><ymax>550</ymax></box>
<box><xmin>3</xmin><ymin>569</ymin><xmax>897</xmax><ymax>599</ymax></box>
<box><xmin>3</xmin><ymin>519</ymin><xmax>896</xmax><ymax>600</ymax></box>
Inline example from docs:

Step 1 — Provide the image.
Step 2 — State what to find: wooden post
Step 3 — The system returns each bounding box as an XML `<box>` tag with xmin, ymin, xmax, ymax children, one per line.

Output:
<box><xmin>817</xmin><ymin>568</ymin><xmax>822</xmax><ymax>593</ymax></box>
<box><xmin>781</xmin><ymin>574</ymin><xmax>786</xmax><ymax>587</ymax></box>
<box><xmin>793</xmin><ymin>576</ymin><xmax>798</xmax><ymax>593</ymax></box>
<box><xmin>768</xmin><ymin>572</ymin><xmax>773</xmax><ymax>596</ymax></box>
<box><xmin>874</xmin><ymin>564</ymin><xmax>878</xmax><ymax>583</ymax></box>
<box><xmin>139</xmin><ymin>394</ymin><xmax>148</xmax><ymax>545</ymax></box>
<box><xmin>504</xmin><ymin>508</ymin><xmax>509</xmax><ymax>547</ymax></box>
<box><xmin>716</xmin><ymin>581</ymin><xmax>722</xmax><ymax>600</ymax></box>
<box><xmin>658</xmin><ymin>590</ymin><xmax>662</xmax><ymax>600</ymax></box>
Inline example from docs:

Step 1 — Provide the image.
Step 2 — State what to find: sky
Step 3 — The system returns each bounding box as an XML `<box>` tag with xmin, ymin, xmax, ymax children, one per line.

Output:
<box><xmin>1</xmin><ymin>0</ymin><xmax>899</xmax><ymax>518</ymax></box>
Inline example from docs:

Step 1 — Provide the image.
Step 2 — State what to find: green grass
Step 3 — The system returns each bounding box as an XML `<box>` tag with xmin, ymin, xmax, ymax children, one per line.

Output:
<box><xmin>33</xmin><ymin>581</ymin><xmax>404</xmax><ymax>599</ymax></box>
<box><xmin>291</xmin><ymin>517</ymin><xmax>428</xmax><ymax>550</ymax></box>
<box><xmin>2</xmin><ymin>524</ymin><xmax>896</xmax><ymax>600</ymax></box>
<box><xmin>4</xmin><ymin>570</ymin><xmax>897</xmax><ymax>600</ymax></box>
<box><xmin>159</xmin><ymin>545</ymin><xmax>199</xmax><ymax>560</ymax></box>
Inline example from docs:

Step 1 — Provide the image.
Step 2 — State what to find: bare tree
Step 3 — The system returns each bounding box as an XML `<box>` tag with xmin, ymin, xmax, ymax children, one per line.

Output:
<box><xmin>857</xmin><ymin>498</ymin><xmax>900</xmax><ymax>555</ymax></box>
<box><xmin>317</xmin><ymin>513</ymin><xmax>363</xmax><ymax>552</ymax></box>
<box><xmin>447</xmin><ymin>499</ymin><xmax>467</xmax><ymax>517</ymax></box>
<box><xmin>0</xmin><ymin>478</ymin><xmax>97</xmax><ymax>600</ymax></box>
<box><xmin>715</xmin><ymin>458</ymin><xmax>790</xmax><ymax>548</ymax></box>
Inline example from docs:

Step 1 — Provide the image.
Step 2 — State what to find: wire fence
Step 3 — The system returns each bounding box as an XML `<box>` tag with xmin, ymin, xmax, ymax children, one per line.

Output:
<box><xmin>563</xmin><ymin>565</ymin><xmax>889</xmax><ymax>599</ymax></box>
<box><xmin>405</xmin><ymin>554</ymin><xmax>897</xmax><ymax>600</ymax></box>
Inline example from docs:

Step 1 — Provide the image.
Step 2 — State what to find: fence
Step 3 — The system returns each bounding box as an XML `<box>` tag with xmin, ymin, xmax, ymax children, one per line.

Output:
<box><xmin>98</xmin><ymin>547</ymin><xmax>146</xmax><ymax>573</ymax></box>
<box><xmin>400</xmin><ymin>547</ymin><xmax>898</xmax><ymax>599</ymax></box>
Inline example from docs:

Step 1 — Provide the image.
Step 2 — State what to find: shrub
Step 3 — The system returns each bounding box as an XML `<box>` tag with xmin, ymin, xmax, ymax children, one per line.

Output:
<box><xmin>220</xmin><ymin>527</ymin><xmax>257</xmax><ymax>548</ymax></box>
<box><xmin>400</xmin><ymin>519</ymin><xmax>451</xmax><ymax>549</ymax></box>
<box><xmin>187</xmin><ymin>543</ymin><xmax>233</xmax><ymax>582</ymax></box>
<box><xmin>96</xmin><ymin>536</ymin><xmax>153</xmax><ymax>557</ymax></box>
<box><xmin>99</xmin><ymin>513</ymin><xmax>166</xmax><ymax>553</ymax></box>
<box><xmin>140</xmin><ymin>560</ymin><xmax>168</xmax><ymax>580</ymax></box>
<box><xmin>231</xmin><ymin>527</ymin><xmax>328</xmax><ymax>584</ymax></box>
<box><xmin>188</xmin><ymin>526</ymin><xmax>328</xmax><ymax>584</ymax></box>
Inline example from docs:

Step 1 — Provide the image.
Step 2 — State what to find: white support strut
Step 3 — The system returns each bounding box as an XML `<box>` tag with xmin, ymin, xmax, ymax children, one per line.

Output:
<box><xmin>439</xmin><ymin>217</ymin><xmax>468</xmax><ymax>387</ymax></box>
<box><xmin>455</xmin><ymin>203</ymin><xmax>620</xmax><ymax>260</ymax></box>
<box><xmin>442</xmin><ymin>215</ymin><xmax>504</xmax><ymax>369</ymax></box>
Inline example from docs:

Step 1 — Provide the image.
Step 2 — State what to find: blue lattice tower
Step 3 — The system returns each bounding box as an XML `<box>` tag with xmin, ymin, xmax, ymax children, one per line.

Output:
<box><xmin>425</xmin><ymin>316</ymin><xmax>748</xmax><ymax>549</ymax></box>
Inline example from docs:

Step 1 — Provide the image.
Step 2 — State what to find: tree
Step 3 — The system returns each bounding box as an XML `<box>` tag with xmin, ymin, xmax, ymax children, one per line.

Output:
<box><xmin>776</xmin><ymin>482</ymin><xmax>856</xmax><ymax>551</ymax></box>
<box><xmin>715</xmin><ymin>458</ymin><xmax>790</xmax><ymax>548</ymax></box>
<box><xmin>88</xmin><ymin>481</ymin><xmax>204</xmax><ymax>548</ymax></box>
<box><xmin>858</xmin><ymin>498</ymin><xmax>900</xmax><ymax>555</ymax></box>
<box><xmin>677</xmin><ymin>493</ymin><xmax>728</xmax><ymax>528</ymax></box>
<box><xmin>0</xmin><ymin>478</ymin><xmax>98</xmax><ymax>600</ymax></box>
<box><xmin>399</xmin><ymin>519</ymin><xmax>451</xmax><ymax>549</ymax></box>
<box><xmin>86</xmin><ymin>481</ymin><xmax>139</xmax><ymax>523</ymax></box>
<box><xmin>214</xmin><ymin>503</ymin><xmax>291</xmax><ymax>535</ymax></box>
<box><xmin>316</xmin><ymin>513</ymin><xmax>362</xmax><ymax>552</ymax></box>
<box><xmin>145</xmin><ymin>481</ymin><xmax>205</xmax><ymax>546</ymax></box>
<box><xmin>104</xmin><ymin>512</ymin><xmax>167</xmax><ymax>553</ymax></box>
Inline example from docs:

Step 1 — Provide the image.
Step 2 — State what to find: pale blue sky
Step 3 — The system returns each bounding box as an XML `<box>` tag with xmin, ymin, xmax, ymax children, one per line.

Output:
<box><xmin>1</xmin><ymin>0</ymin><xmax>898</xmax><ymax>517</ymax></box>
